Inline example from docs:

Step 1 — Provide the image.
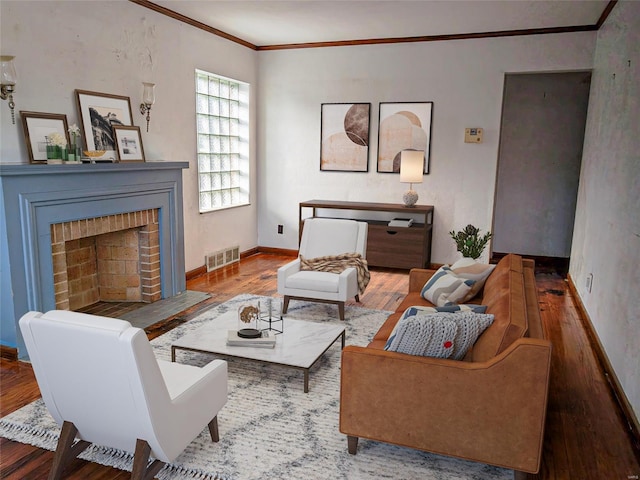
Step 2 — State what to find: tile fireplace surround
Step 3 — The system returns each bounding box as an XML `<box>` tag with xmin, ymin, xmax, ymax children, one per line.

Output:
<box><xmin>0</xmin><ymin>162</ymin><xmax>188</xmax><ymax>359</ymax></box>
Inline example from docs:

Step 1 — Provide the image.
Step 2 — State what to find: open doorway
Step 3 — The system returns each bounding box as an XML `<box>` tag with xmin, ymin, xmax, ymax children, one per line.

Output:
<box><xmin>492</xmin><ymin>71</ymin><xmax>591</xmax><ymax>274</ymax></box>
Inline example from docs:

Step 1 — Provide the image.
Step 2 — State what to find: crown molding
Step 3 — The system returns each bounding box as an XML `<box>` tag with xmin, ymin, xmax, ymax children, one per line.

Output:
<box><xmin>130</xmin><ymin>0</ymin><xmax>617</xmax><ymax>51</ymax></box>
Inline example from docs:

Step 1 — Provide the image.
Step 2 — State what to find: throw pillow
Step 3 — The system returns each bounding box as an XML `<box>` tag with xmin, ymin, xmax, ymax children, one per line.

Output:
<box><xmin>385</xmin><ymin>311</ymin><xmax>494</xmax><ymax>360</ymax></box>
<box><xmin>384</xmin><ymin>315</ymin><xmax>457</xmax><ymax>358</ymax></box>
<box><xmin>450</xmin><ymin>257</ymin><xmax>496</xmax><ymax>302</ymax></box>
<box><xmin>401</xmin><ymin>304</ymin><xmax>488</xmax><ymax>320</ymax></box>
<box><xmin>434</xmin><ymin>311</ymin><xmax>494</xmax><ymax>360</ymax></box>
<box><xmin>421</xmin><ymin>266</ymin><xmax>476</xmax><ymax>307</ymax></box>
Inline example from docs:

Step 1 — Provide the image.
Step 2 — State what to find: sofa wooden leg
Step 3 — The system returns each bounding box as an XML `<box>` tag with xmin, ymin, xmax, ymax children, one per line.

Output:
<box><xmin>282</xmin><ymin>296</ymin><xmax>290</xmax><ymax>313</ymax></box>
<box><xmin>49</xmin><ymin>421</ymin><xmax>90</xmax><ymax>480</ymax></box>
<box><xmin>355</xmin><ymin>294</ymin><xmax>360</xmax><ymax>303</ymax></box>
<box><xmin>347</xmin><ymin>435</ymin><xmax>358</xmax><ymax>454</ymax></box>
<box><xmin>131</xmin><ymin>439</ymin><xmax>165</xmax><ymax>480</ymax></box>
<box><xmin>338</xmin><ymin>302</ymin><xmax>345</xmax><ymax>320</ymax></box>
<box><xmin>208</xmin><ymin>416</ymin><xmax>219</xmax><ymax>442</ymax></box>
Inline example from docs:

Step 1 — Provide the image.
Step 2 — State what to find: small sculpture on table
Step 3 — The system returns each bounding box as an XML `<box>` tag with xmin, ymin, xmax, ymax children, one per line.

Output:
<box><xmin>237</xmin><ymin>304</ymin><xmax>261</xmax><ymax>338</ymax></box>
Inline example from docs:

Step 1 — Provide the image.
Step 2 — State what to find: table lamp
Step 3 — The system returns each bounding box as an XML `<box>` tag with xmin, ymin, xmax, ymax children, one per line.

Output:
<box><xmin>400</xmin><ymin>150</ymin><xmax>423</xmax><ymax>207</ymax></box>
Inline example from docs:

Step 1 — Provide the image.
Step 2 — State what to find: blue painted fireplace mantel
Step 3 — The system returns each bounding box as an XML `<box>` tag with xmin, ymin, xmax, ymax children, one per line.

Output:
<box><xmin>0</xmin><ymin>162</ymin><xmax>189</xmax><ymax>358</ymax></box>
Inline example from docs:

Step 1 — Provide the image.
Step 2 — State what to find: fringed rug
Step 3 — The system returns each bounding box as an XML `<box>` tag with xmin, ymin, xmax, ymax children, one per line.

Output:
<box><xmin>0</xmin><ymin>294</ymin><xmax>511</xmax><ymax>480</ymax></box>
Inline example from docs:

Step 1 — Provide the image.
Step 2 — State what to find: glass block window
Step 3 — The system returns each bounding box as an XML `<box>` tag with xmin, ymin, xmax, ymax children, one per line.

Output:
<box><xmin>196</xmin><ymin>70</ymin><xmax>250</xmax><ymax>212</ymax></box>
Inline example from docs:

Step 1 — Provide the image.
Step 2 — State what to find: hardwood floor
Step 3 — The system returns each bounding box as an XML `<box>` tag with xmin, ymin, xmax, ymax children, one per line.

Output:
<box><xmin>1</xmin><ymin>253</ymin><xmax>638</xmax><ymax>479</ymax></box>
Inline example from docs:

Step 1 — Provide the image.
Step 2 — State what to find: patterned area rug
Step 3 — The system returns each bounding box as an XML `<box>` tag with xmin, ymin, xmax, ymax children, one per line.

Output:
<box><xmin>0</xmin><ymin>294</ymin><xmax>511</xmax><ymax>480</ymax></box>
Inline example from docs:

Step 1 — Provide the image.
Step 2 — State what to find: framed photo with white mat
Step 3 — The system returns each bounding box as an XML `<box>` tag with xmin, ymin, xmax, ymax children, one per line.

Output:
<box><xmin>113</xmin><ymin>125</ymin><xmax>145</xmax><ymax>162</ymax></box>
<box><xmin>75</xmin><ymin>89</ymin><xmax>133</xmax><ymax>161</ymax></box>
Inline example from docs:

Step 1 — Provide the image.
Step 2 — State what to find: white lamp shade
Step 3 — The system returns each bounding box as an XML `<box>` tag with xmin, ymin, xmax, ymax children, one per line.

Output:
<box><xmin>142</xmin><ymin>82</ymin><xmax>155</xmax><ymax>105</ymax></box>
<box><xmin>0</xmin><ymin>56</ymin><xmax>17</xmax><ymax>86</ymax></box>
<box><xmin>400</xmin><ymin>150</ymin><xmax>424</xmax><ymax>184</ymax></box>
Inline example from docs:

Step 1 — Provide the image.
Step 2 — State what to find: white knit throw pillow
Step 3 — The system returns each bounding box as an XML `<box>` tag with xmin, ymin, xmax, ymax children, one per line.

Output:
<box><xmin>384</xmin><ymin>315</ymin><xmax>457</xmax><ymax>358</ymax></box>
<box><xmin>384</xmin><ymin>312</ymin><xmax>494</xmax><ymax>360</ymax></box>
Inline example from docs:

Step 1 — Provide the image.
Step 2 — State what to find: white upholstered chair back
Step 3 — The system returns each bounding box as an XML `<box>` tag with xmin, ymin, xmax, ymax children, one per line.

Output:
<box><xmin>299</xmin><ymin>218</ymin><xmax>367</xmax><ymax>259</ymax></box>
<box><xmin>19</xmin><ymin>310</ymin><xmax>227</xmax><ymax>464</ymax></box>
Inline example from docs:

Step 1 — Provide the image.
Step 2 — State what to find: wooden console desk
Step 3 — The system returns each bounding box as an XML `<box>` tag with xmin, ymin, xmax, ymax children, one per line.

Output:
<box><xmin>299</xmin><ymin>200</ymin><xmax>434</xmax><ymax>269</ymax></box>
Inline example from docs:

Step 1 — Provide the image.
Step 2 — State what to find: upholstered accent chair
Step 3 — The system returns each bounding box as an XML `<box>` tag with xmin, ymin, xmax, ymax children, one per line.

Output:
<box><xmin>19</xmin><ymin>310</ymin><xmax>228</xmax><ymax>480</ymax></box>
<box><xmin>277</xmin><ymin>217</ymin><xmax>368</xmax><ymax>320</ymax></box>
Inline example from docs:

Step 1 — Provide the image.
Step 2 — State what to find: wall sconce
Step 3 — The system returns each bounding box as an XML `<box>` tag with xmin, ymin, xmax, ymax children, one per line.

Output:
<box><xmin>1</xmin><ymin>56</ymin><xmax>17</xmax><ymax>125</ymax></box>
<box><xmin>139</xmin><ymin>82</ymin><xmax>155</xmax><ymax>132</ymax></box>
<box><xmin>399</xmin><ymin>150</ymin><xmax>424</xmax><ymax>207</ymax></box>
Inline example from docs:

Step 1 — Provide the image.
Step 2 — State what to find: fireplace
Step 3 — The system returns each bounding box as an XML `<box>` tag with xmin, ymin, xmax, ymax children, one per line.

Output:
<box><xmin>0</xmin><ymin>162</ymin><xmax>188</xmax><ymax>358</ymax></box>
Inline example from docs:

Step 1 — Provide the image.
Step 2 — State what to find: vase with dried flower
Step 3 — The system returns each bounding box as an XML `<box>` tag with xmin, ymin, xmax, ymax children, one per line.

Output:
<box><xmin>67</xmin><ymin>124</ymin><xmax>82</xmax><ymax>163</ymax></box>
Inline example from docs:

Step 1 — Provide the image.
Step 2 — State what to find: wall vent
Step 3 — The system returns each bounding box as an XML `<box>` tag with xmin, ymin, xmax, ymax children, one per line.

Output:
<box><xmin>206</xmin><ymin>246</ymin><xmax>240</xmax><ymax>272</ymax></box>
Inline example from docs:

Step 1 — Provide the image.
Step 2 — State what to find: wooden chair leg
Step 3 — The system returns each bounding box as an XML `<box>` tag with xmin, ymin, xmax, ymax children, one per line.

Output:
<box><xmin>338</xmin><ymin>301</ymin><xmax>345</xmax><ymax>321</ymax></box>
<box><xmin>48</xmin><ymin>421</ymin><xmax>90</xmax><ymax>480</ymax></box>
<box><xmin>208</xmin><ymin>416</ymin><xmax>220</xmax><ymax>442</ymax></box>
<box><xmin>347</xmin><ymin>435</ymin><xmax>359</xmax><ymax>454</ymax></box>
<box><xmin>282</xmin><ymin>296</ymin><xmax>290</xmax><ymax>313</ymax></box>
<box><xmin>131</xmin><ymin>439</ymin><xmax>165</xmax><ymax>480</ymax></box>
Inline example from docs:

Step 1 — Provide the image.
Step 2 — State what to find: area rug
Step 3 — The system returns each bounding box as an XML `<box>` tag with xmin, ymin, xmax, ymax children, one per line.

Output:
<box><xmin>0</xmin><ymin>294</ymin><xmax>511</xmax><ymax>480</ymax></box>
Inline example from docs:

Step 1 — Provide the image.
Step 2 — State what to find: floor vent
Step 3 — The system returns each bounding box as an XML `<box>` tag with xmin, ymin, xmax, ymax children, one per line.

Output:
<box><xmin>206</xmin><ymin>246</ymin><xmax>240</xmax><ymax>272</ymax></box>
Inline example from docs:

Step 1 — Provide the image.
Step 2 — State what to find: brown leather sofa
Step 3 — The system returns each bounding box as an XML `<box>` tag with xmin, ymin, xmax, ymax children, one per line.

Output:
<box><xmin>339</xmin><ymin>254</ymin><xmax>552</xmax><ymax>474</ymax></box>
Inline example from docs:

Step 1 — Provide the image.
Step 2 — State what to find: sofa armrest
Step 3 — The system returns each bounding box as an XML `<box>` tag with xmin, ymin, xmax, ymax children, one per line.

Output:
<box><xmin>339</xmin><ymin>338</ymin><xmax>552</xmax><ymax>473</ymax></box>
<box><xmin>408</xmin><ymin>268</ymin><xmax>437</xmax><ymax>292</ymax></box>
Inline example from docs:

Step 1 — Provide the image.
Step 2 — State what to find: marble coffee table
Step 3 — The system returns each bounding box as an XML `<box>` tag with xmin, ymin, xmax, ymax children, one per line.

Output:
<box><xmin>171</xmin><ymin>309</ymin><xmax>345</xmax><ymax>393</ymax></box>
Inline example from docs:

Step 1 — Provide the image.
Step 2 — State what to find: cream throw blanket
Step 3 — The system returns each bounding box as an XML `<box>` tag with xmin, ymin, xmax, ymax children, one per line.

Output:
<box><xmin>300</xmin><ymin>252</ymin><xmax>370</xmax><ymax>295</ymax></box>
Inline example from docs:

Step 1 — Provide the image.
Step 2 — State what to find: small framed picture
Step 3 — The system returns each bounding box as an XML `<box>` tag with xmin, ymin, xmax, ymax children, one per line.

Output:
<box><xmin>75</xmin><ymin>89</ymin><xmax>133</xmax><ymax>160</ymax></box>
<box><xmin>20</xmin><ymin>111</ymin><xmax>70</xmax><ymax>163</ymax></box>
<box><xmin>113</xmin><ymin>126</ymin><xmax>145</xmax><ymax>162</ymax></box>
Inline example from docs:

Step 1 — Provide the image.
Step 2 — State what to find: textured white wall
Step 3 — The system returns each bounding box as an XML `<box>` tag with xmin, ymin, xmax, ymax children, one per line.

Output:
<box><xmin>0</xmin><ymin>1</ymin><xmax>259</xmax><ymax>272</ymax></box>
<box><xmin>256</xmin><ymin>33</ymin><xmax>596</xmax><ymax>264</ymax></box>
<box><xmin>570</xmin><ymin>0</ymin><xmax>640</xmax><ymax>422</ymax></box>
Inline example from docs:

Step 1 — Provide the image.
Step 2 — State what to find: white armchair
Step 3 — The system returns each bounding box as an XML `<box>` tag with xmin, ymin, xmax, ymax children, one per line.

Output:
<box><xmin>19</xmin><ymin>310</ymin><xmax>228</xmax><ymax>480</ymax></box>
<box><xmin>277</xmin><ymin>217</ymin><xmax>368</xmax><ymax>320</ymax></box>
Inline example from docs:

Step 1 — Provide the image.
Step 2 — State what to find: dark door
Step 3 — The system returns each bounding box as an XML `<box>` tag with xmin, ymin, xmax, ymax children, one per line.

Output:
<box><xmin>492</xmin><ymin>71</ymin><xmax>591</xmax><ymax>259</ymax></box>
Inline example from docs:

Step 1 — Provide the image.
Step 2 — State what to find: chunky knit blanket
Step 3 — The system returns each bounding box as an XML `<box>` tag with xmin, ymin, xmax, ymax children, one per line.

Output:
<box><xmin>300</xmin><ymin>252</ymin><xmax>370</xmax><ymax>295</ymax></box>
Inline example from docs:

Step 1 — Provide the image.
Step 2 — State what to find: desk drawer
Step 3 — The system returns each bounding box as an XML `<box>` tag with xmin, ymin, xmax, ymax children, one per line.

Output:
<box><xmin>367</xmin><ymin>224</ymin><xmax>425</xmax><ymax>269</ymax></box>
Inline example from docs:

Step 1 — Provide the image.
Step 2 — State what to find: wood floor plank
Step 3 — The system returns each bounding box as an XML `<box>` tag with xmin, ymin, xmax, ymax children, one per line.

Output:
<box><xmin>1</xmin><ymin>254</ymin><xmax>638</xmax><ymax>479</ymax></box>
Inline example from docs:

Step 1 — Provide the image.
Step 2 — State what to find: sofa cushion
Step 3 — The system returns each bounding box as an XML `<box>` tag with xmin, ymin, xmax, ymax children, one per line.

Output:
<box><xmin>371</xmin><ymin>301</ymin><xmax>487</xmax><ymax>346</ymax></box>
<box><xmin>450</xmin><ymin>257</ymin><xmax>496</xmax><ymax>302</ymax></box>
<box><xmin>372</xmin><ymin>311</ymin><xmax>403</xmax><ymax>343</ymax></box>
<box><xmin>384</xmin><ymin>314</ymin><xmax>457</xmax><ymax>358</ymax></box>
<box><xmin>471</xmin><ymin>269</ymin><xmax>528</xmax><ymax>362</ymax></box>
<box><xmin>421</xmin><ymin>266</ymin><xmax>476</xmax><ymax>307</ymax></box>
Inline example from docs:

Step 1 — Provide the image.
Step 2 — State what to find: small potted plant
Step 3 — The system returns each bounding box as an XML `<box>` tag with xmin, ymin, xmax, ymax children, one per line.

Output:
<box><xmin>449</xmin><ymin>224</ymin><xmax>492</xmax><ymax>260</ymax></box>
<box><xmin>46</xmin><ymin>132</ymin><xmax>68</xmax><ymax>164</ymax></box>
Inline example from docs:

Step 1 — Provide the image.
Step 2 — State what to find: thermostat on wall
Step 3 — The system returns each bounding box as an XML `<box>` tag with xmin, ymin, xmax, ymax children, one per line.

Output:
<box><xmin>465</xmin><ymin>128</ymin><xmax>483</xmax><ymax>143</ymax></box>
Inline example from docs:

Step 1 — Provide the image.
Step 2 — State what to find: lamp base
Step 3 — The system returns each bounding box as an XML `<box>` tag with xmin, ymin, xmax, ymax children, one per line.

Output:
<box><xmin>403</xmin><ymin>189</ymin><xmax>418</xmax><ymax>207</ymax></box>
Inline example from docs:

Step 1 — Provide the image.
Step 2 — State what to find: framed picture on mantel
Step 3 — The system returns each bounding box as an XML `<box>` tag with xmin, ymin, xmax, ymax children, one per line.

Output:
<box><xmin>377</xmin><ymin>101</ymin><xmax>433</xmax><ymax>174</ymax></box>
<box><xmin>113</xmin><ymin>126</ymin><xmax>145</xmax><ymax>163</ymax></box>
<box><xmin>20</xmin><ymin>111</ymin><xmax>70</xmax><ymax>164</ymax></box>
<box><xmin>76</xmin><ymin>89</ymin><xmax>133</xmax><ymax>161</ymax></box>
